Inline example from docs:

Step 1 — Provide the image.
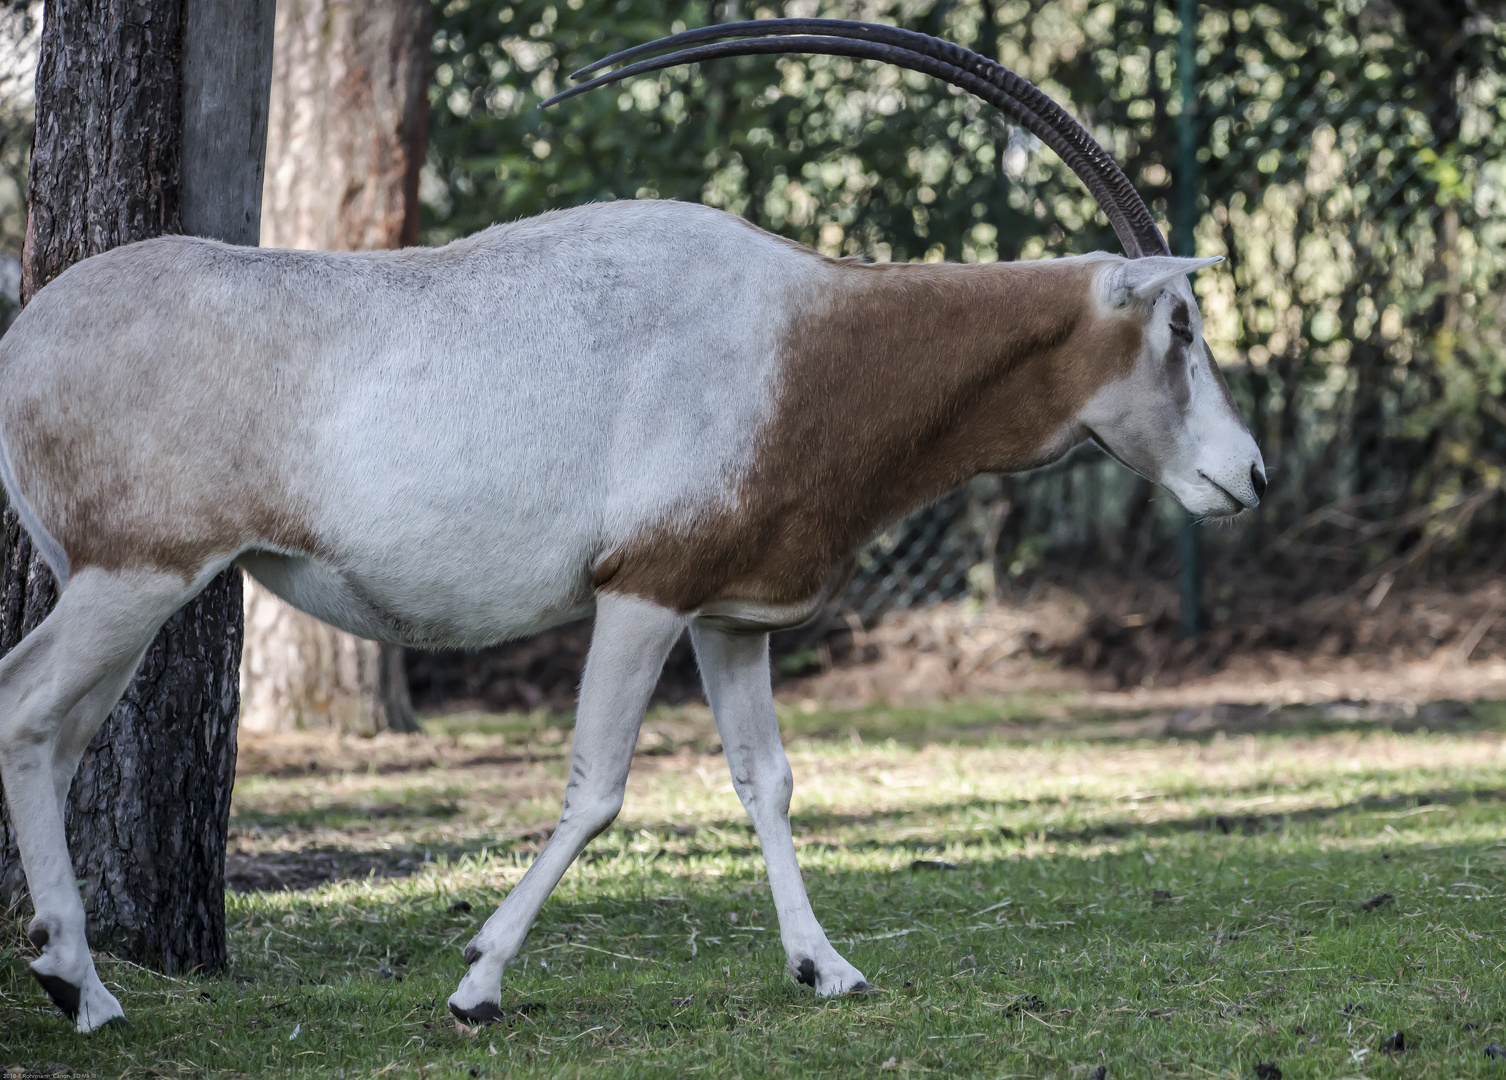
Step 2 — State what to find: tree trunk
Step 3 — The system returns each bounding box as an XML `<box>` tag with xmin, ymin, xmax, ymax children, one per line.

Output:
<box><xmin>0</xmin><ymin>0</ymin><xmax>274</xmax><ymax>974</ymax></box>
<box><xmin>241</xmin><ymin>588</ymin><xmax>415</xmax><ymax>736</ymax></box>
<box><xmin>241</xmin><ymin>0</ymin><xmax>429</xmax><ymax>737</ymax></box>
<box><xmin>261</xmin><ymin>0</ymin><xmax>429</xmax><ymax>252</ymax></box>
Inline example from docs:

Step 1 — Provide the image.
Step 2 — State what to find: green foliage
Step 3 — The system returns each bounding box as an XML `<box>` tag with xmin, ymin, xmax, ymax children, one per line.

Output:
<box><xmin>424</xmin><ymin>0</ymin><xmax>1169</xmax><ymax>261</ymax></box>
<box><xmin>1191</xmin><ymin>1</ymin><xmax>1506</xmax><ymax>563</ymax></box>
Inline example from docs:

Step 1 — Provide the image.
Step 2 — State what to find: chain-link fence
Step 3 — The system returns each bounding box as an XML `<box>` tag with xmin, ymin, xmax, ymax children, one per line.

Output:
<box><xmin>809</xmin><ymin>0</ymin><xmax>1506</xmax><ymax>624</ymax></box>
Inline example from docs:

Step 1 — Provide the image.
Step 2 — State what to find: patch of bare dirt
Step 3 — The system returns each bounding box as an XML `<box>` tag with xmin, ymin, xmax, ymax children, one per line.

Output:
<box><xmin>786</xmin><ymin>574</ymin><xmax>1506</xmax><ymax>708</ymax></box>
<box><xmin>225</xmin><ymin>849</ymin><xmax>418</xmax><ymax>893</ymax></box>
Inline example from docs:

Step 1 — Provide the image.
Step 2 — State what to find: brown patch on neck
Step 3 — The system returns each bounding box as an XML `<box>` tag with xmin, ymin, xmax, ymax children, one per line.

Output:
<box><xmin>601</xmin><ymin>257</ymin><xmax>1143</xmax><ymax>613</ymax></box>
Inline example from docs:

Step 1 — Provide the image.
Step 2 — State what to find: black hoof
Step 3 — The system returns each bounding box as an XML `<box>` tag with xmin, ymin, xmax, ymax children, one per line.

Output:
<box><xmin>32</xmin><ymin>971</ymin><xmax>81</xmax><ymax>1020</ymax></box>
<box><xmin>848</xmin><ymin>981</ymin><xmax>873</xmax><ymax>994</ymax></box>
<box><xmin>100</xmin><ymin>1015</ymin><xmax>131</xmax><ymax>1029</ymax></box>
<box><xmin>449</xmin><ymin>999</ymin><xmax>507</xmax><ymax>1026</ymax></box>
<box><xmin>796</xmin><ymin>958</ymin><xmax>817</xmax><ymax>987</ymax></box>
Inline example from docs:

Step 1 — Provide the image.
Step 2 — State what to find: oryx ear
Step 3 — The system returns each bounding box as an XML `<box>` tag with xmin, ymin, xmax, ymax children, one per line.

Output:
<box><xmin>1107</xmin><ymin>256</ymin><xmax>1223</xmax><ymax>306</ymax></box>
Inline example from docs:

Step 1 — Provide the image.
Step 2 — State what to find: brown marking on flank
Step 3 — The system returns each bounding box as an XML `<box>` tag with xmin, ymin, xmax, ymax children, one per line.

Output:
<box><xmin>5</xmin><ymin>390</ymin><xmax>324</xmax><ymax>579</ymax></box>
<box><xmin>59</xmin><ymin>490</ymin><xmax>324</xmax><ymax>580</ymax></box>
<box><xmin>603</xmin><ymin>256</ymin><xmax>1144</xmax><ymax>612</ymax></box>
<box><xmin>0</xmin><ymin>261</ymin><xmax>328</xmax><ymax>580</ymax></box>
<box><xmin>591</xmin><ymin>548</ymin><xmax>624</xmax><ymax>590</ymax></box>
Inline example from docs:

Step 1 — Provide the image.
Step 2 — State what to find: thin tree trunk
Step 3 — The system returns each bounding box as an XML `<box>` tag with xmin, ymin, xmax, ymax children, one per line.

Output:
<box><xmin>241</xmin><ymin>587</ymin><xmax>416</xmax><ymax>736</ymax></box>
<box><xmin>0</xmin><ymin>0</ymin><xmax>273</xmax><ymax>973</ymax></box>
<box><xmin>261</xmin><ymin>0</ymin><xmax>429</xmax><ymax>252</ymax></box>
<box><xmin>241</xmin><ymin>0</ymin><xmax>429</xmax><ymax>737</ymax></box>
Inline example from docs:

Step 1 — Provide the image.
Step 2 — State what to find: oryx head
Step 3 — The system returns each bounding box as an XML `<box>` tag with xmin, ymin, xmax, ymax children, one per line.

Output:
<box><xmin>1077</xmin><ymin>255</ymin><xmax>1265</xmax><ymax>516</ymax></box>
<box><xmin>546</xmin><ymin>18</ymin><xmax>1266</xmax><ymax>517</ymax></box>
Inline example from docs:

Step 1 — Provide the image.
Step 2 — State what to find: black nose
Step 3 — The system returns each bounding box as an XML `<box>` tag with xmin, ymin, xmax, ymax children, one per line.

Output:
<box><xmin>1251</xmin><ymin>464</ymin><xmax>1267</xmax><ymax>501</ymax></box>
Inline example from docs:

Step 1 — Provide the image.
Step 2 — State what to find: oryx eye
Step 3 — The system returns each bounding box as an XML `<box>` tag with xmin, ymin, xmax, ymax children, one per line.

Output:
<box><xmin>1170</xmin><ymin>322</ymin><xmax>1194</xmax><ymax>344</ymax></box>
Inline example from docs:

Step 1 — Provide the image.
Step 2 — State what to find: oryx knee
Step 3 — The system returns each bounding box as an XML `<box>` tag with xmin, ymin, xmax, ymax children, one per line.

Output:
<box><xmin>562</xmin><ymin>792</ymin><xmax>624</xmax><ymax>841</ymax></box>
<box><xmin>0</xmin><ymin>706</ymin><xmax>55</xmax><ymax>760</ymax></box>
<box><xmin>0</xmin><ymin>649</ymin><xmax>80</xmax><ymax>757</ymax></box>
<box><xmin>732</xmin><ymin>756</ymin><xmax>793</xmax><ymax>815</ymax></box>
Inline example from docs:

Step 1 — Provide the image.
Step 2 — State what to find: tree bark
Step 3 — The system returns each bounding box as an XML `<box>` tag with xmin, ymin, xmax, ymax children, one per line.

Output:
<box><xmin>240</xmin><ymin>0</ymin><xmax>429</xmax><ymax>737</ymax></box>
<box><xmin>0</xmin><ymin>0</ymin><xmax>273</xmax><ymax>974</ymax></box>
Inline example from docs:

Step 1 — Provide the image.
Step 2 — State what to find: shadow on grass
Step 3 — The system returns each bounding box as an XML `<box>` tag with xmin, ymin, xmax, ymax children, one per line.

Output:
<box><xmin>225</xmin><ymin>782</ymin><xmax>1506</xmax><ymax>895</ymax></box>
<box><xmin>786</xmin><ymin>785</ymin><xmax>1506</xmax><ymax>856</ymax></box>
<box><xmin>222</xmin><ymin>699</ymin><xmax>1506</xmax><ymax>894</ymax></box>
<box><xmin>10</xmin><ymin>815</ymin><xmax>1504</xmax><ymax>1078</ymax></box>
<box><xmin>240</xmin><ymin>697</ymin><xmax>1506</xmax><ymax>786</ymax></box>
<box><xmin>232</xmin><ymin>799</ymin><xmax>465</xmax><ymax>831</ymax></box>
<box><xmin>231</xmin><ymin>765</ymin><xmax>1506</xmax><ymax>842</ymax></box>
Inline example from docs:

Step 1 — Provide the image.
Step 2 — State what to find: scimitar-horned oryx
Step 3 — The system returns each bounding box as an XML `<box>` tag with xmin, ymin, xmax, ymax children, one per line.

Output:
<box><xmin>0</xmin><ymin>18</ymin><xmax>1263</xmax><ymax>1031</ymax></box>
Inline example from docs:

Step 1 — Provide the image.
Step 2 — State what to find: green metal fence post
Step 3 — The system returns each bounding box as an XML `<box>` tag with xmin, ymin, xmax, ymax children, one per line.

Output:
<box><xmin>1176</xmin><ymin>0</ymin><xmax>1201</xmax><ymax>639</ymax></box>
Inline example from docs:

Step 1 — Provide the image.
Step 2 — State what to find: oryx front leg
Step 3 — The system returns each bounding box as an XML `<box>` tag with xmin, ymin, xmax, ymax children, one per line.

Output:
<box><xmin>690</xmin><ymin>623</ymin><xmax>869</xmax><ymax>996</ymax></box>
<box><xmin>0</xmin><ymin>569</ymin><xmax>197</xmax><ymax>1032</ymax></box>
<box><xmin>449</xmin><ymin>593</ymin><xmax>687</xmax><ymax>1024</ymax></box>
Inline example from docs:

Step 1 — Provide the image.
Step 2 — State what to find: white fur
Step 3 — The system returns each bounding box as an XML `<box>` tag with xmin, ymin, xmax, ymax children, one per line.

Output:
<box><xmin>2</xmin><ymin>201</ymin><xmax>812</xmax><ymax>647</ymax></box>
<box><xmin>449</xmin><ymin>593</ymin><xmax>689</xmax><ymax>1019</ymax></box>
<box><xmin>1110</xmin><ymin>254</ymin><xmax>1223</xmax><ymax>305</ymax></box>
<box><xmin>0</xmin><ymin>199</ymin><xmax>1263</xmax><ymax>1030</ymax></box>
<box><xmin>690</xmin><ymin>623</ymin><xmax>868</xmax><ymax>994</ymax></box>
<box><xmin>0</xmin><ymin>568</ymin><xmax>203</xmax><ymax>1031</ymax></box>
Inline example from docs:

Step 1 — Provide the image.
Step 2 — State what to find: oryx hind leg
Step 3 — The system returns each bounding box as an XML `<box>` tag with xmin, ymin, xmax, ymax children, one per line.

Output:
<box><xmin>0</xmin><ymin>566</ymin><xmax>205</xmax><ymax>1032</ymax></box>
<box><xmin>690</xmin><ymin>622</ymin><xmax>868</xmax><ymax>995</ymax></box>
<box><xmin>449</xmin><ymin>593</ymin><xmax>687</xmax><ymax>1023</ymax></box>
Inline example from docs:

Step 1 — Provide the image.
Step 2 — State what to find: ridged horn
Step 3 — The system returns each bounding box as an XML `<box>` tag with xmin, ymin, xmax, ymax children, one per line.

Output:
<box><xmin>541</xmin><ymin>18</ymin><xmax>1169</xmax><ymax>258</ymax></box>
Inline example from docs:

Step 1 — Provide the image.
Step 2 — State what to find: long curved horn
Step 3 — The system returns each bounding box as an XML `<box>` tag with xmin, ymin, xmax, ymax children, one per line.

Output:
<box><xmin>541</xmin><ymin>18</ymin><xmax>1168</xmax><ymax>258</ymax></box>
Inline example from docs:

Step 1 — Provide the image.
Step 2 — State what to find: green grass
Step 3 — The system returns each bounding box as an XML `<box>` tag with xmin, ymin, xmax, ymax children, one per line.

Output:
<box><xmin>4</xmin><ymin>698</ymin><xmax>1506</xmax><ymax>1077</ymax></box>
